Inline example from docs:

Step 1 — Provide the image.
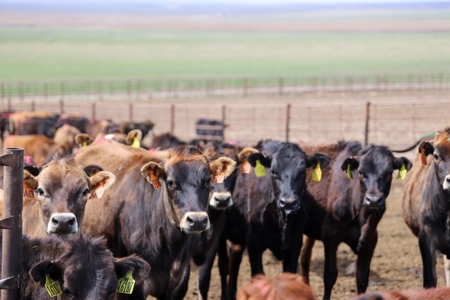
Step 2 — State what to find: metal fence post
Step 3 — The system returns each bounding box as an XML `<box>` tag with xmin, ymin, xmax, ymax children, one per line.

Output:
<box><xmin>364</xmin><ymin>102</ymin><xmax>371</xmax><ymax>146</ymax></box>
<box><xmin>221</xmin><ymin>105</ymin><xmax>226</xmax><ymax>141</ymax></box>
<box><xmin>285</xmin><ymin>104</ymin><xmax>291</xmax><ymax>142</ymax></box>
<box><xmin>0</xmin><ymin>148</ymin><xmax>24</xmax><ymax>300</ymax></box>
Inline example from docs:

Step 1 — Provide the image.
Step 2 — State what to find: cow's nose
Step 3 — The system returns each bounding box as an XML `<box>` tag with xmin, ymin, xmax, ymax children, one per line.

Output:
<box><xmin>444</xmin><ymin>175</ymin><xmax>450</xmax><ymax>191</ymax></box>
<box><xmin>363</xmin><ymin>194</ymin><xmax>385</xmax><ymax>209</ymax></box>
<box><xmin>210</xmin><ymin>192</ymin><xmax>232</xmax><ymax>209</ymax></box>
<box><xmin>181</xmin><ymin>212</ymin><xmax>210</xmax><ymax>233</ymax></box>
<box><xmin>49</xmin><ymin>213</ymin><xmax>78</xmax><ymax>234</ymax></box>
<box><xmin>278</xmin><ymin>197</ymin><xmax>299</xmax><ymax>211</ymax></box>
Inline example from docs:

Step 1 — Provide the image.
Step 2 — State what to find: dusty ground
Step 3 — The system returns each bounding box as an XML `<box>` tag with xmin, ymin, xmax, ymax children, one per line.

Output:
<box><xmin>180</xmin><ymin>179</ymin><xmax>445</xmax><ymax>300</ymax></box>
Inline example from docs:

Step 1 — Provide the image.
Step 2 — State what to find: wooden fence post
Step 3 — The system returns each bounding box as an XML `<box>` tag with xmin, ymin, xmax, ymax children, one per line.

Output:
<box><xmin>92</xmin><ymin>102</ymin><xmax>96</xmax><ymax>120</ymax></box>
<box><xmin>285</xmin><ymin>104</ymin><xmax>291</xmax><ymax>142</ymax></box>
<box><xmin>170</xmin><ymin>104</ymin><xmax>175</xmax><ymax>134</ymax></box>
<box><xmin>60</xmin><ymin>100</ymin><xmax>64</xmax><ymax>114</ymax></box>
<box><xmin>364</xmin><ymin>102</ymin><xmax>371</xmax><ymax>146</ymax></box>
<box><xmin>222</xmin><ymin>105</ymin><xmax>226</xmax><ymax>141</ymax></box>
<box><xmin>129</xmin><ymin>103</ymin><xmax>133</xmax><ymax>122</ymax></box>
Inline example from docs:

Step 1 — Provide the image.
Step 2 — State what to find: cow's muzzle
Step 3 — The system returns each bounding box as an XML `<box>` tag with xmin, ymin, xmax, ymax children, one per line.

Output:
<box><xmin>443</xmin><ymin>175</ymin><xmax>450</xmax><ymax>191</ymax></box>
<box><xmin>277</xmin><ymin>197</ymin><xmax>300</xmax><ymax>214</ymax></box>
<box><xmin>209</xmin><ymin>192</ymin><xmax>233</xmax><ymax>210</ymax></box>
<box><xmin>47</xmin><ymin>213</ymin><xmax>78</xmax><ymax>235</ymax></box>
<box><xmin>362</xmin><ymin>194</ymin><xmax>385</xmax><ymax>210</ymax></box>
<box><xmin>180</xmin><ymin>212</ymin><xmax>210</xmax><ymax>234</ymax></box>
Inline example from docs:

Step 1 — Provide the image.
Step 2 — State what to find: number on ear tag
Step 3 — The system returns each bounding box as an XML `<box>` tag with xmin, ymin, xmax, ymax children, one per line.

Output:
<box><xmin>254</xmin><ymin>160</ymin><xmax>266</xmax><ymax>177</ymax></box>
<box><xmin>396</xmin><ymin>164</ymin><xmax>407</xmax><ymax>180</ymax></box>
<box><xmin>116</xmin><ymin>270</ymin><xmax>136</xmax><ymax>295</ymax></box>
<box><xmin>131</xmin><ymin>137</ymin><xmax>140</xmax><ymax>148</ymax></box>
<box><xmin>312</xmin><ymin>162</ymin><xmax>322</xmax><ymax>182</ymax></box>
<box><xmin>45</xmin><ymin>274</ymin><xmax>62</xmax><ymax>297</ymax></box>
<box><xmin>346</xmin><ymin>164</ymin><xmax>353</xmax><ymax>180</ymax></box>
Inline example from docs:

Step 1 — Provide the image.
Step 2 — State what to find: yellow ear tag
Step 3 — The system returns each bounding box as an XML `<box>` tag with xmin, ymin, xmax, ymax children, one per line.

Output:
<box><xmin>397</xmin><ymin>164</ymin><xmax>407</xmax><ymax>180</ymax></box>
<box><xmin>312</xmin><ymin>162</ymin><xmax>322</xmax><ymax>182</ymax></box>
<box><xmin>45</xmin><ymin>274</ymin><xmax>62</xmax><ymax>297</ymax></box>
<box><xmin>82</xmin><ymin>141</ymin><xmax>88</xmax><ymax>147</ymax></box>
<box><xmin>131</xmin><ymin>137</ymin><xmax>140</xmax><ymax>148</ymax></box>
<box><xmin>346</xmin><ymin>164</ymin><xmax>353</xmax><ymax>180</ymax></box>
<box><xmin>116</xmin><ymin>270</ymin><xmax>136</xmax><ymax>294</ymax></box>
<box><xmin>254</xmin><ymin>160</ymin><xmax>266</xmax><ymax>177</ymax></box>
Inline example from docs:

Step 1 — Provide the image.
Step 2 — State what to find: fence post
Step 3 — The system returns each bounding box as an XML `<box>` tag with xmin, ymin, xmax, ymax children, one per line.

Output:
<box><xmin>364</xmin><ymin>102</ymin><xmax>371</xmax><ymax>146</ymax></box>
<box><xmin>92</xmin><ymin>102</ymin><xmax>96</xmax><ymax>120</ymax></box>
<box><xmin>221</xmin><ymin>105</ymin><xmax>226</xmax><ymax>141</ymax></box>
<box><xmin>170</xmin><ymin>104</ymin><xmax>175</xmax><ymax>134</ymax></box>
<box><xmin>7</xmin><ymin>98</ymin><xmax>11</xmax><ymax>111</ymax></box>
<box><xmin>129</xmin><ymin>103</ymin><xmax>133</xmax><ymax>122</ymax></box>
<box><xmin>0</xmin><ymin>148</ymin><xmax>24</xmax><ymax>300</ymax></box>
<box><xmin>60</xmin><ymin>100</ymin><xmax>64</xmax><ymax>114</ymax></box>
<box><xmin>285</xmin><ymin>104</ymin><xmax>291</xmax><ymax>142</ymax></box>
<box><xmin>31</xmin><ymin>100</ymin><xmax>35</xmax><ymax>111</ymax></box>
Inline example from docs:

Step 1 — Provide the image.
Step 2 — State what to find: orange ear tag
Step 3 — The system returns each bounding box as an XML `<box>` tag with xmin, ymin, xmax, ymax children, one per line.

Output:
<box><xmin>420</xmin><ymin>148</ymin><xmax>427</xmax><ymax>166</ymax></box>
<box><xmin>149</xmin><ymin>171</ymin><xmax>161</xmax><ymax>189</ymax></box>
<box><xmin>239</xmin><ymin>161</ymin><xmax>251</xmax><ymax>174</ymax></box>
<box><xmin>212</xmin><ymin>172</ymin><xmax>225</xmax><ymax>184</ymax></box>
<box><xmin>23</xmin><ymin>183</ymin><xmax>35</xmax><ymax>200</ymax></box>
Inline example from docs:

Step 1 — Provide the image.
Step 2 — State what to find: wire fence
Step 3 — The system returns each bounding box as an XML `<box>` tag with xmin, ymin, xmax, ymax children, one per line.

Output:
<box><xmin>1</xmin><ymin>74</ymin><xmax>449</xmax><ymax>101</ymax></box>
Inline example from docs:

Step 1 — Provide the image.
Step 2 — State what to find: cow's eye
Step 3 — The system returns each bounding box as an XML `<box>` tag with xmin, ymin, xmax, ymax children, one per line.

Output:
<box><xmin>205</xmin><ymin>178</ymin><xmax>211</xmax><ymax>187</ymax></box>
<box><xmin>62</xmin><ymin>287</ymin><xmax>74</xmax><ymax>298</ymax></box>
<box><xmin>36</xmin><ymin>188</ymin><xmax>44</xmax><ymax>196</ymax></box>
<box><xmin>166</xmin><ymin>179</ymin><xmax>174</xmax><ymax>188</ymax></box>
<box><xmin>82</xmin><ymin>189</ymin><xmax>90</xmax><ymax>196</ymax></box>
<box><xmin>271</xmin><ymin>171</ymin><xmax>280</xmax><ymax>179</ymax></box>
<box><xmin>434</xmin><ymin>154</ymin><xmax>440</xmax><ymax>161</ymax></box>
<box><xmin>359</xmin><ymin>171</ymin><xmax>366</xmax><ymax>179</ymax></box>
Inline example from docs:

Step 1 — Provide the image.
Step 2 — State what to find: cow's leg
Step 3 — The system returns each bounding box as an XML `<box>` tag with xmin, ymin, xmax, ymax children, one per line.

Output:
<box><xmin>167</xmin><ymin>263</ymin><xmax>191</xmax><ymax>300</ymax></box>
<box><xmin>247</xmin><ymin>236</ymin><xmax>265</xmax><ymax>276</ymax></box>
<box><xmin>300</xmin><ymin>236</ymin><xmax>316</xmax><ymax>284</ymax></box>
<box><xmin>217</xmin><ymin>236</ymin><xmax>229</xmax><ymax>300</ymax></box>
<box><xmin>282</xmin><ymin>229</ymin><xmax>303</xmax><ymax>274</ymax></box>
<box><xmin>197</xmin><ymin>239</ymin><xmax>219</xmax><ymax>300</ymax></box>
<box><xmin>418</xmin><ymin>233</ymin><xmax>437</xmax><ymax>288</ymax></box>
<box><xmin>323</xmin><ymin>237</ymin><xmax>340</xmax><ymax>300</ymax></box>
<box><xmin>445</xmin><ymin>255</ymin><xmax>450</xmax><ymax>287</ymax></box>
<box><xmin>355</xmin><ymin>231</ymin><xmax>378</xmax><ymax>294</ymax></box>
<box><xmin>227</xmin><ymin>242</ymin><xmax>245</xmax><ymax>300</ymax></box>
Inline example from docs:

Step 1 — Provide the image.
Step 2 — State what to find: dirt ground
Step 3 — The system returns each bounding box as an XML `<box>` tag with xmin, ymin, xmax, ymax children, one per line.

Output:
<box><xmin>178</xmin><ymin>179</ymin><xmax>445</xmax><ymax>300</ymax></box>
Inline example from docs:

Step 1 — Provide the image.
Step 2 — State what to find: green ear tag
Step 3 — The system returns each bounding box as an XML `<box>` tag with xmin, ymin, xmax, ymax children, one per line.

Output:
<box><xmin>116</xmin><ymin>270</ymin><xmax>135</xmax><ymax>294</ymax></box>
<box><xmin>82</xmin><ymin>141</ymin><xmax>88</xmax><ymax>147</ymax></box>
<box><xmin>131</xmin><ymin>137</ymin><xmax>140</xmax><ymax>148</ymax></box>
<box><xmin>312</xmin><ymin>162</ymin><xmax>322</xmax><ymax>182</ymax></box>
<box><xmin>254</xmin><ymin>160</ymin><xmax>266</xmax><ymax>177</ymax></box>
<box><xmin>346</xmin><ymin>164</ymin><xmax>353</xmax><ymax>180</ymax></box>
<box><xmin>45</xmin><ymin>274</ymin><xmax>62</xmax><ymax>297</ymax></box>
<box><xmin>397</xmin><ymin>163</ymin><xmax>407</xmax><ymax>180</ymax></box>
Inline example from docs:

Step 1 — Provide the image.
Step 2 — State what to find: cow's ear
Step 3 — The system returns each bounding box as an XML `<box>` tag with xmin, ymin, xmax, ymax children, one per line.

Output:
<box><xmin>23</xmin><ymin>170</ymin><xmax>38</xmax><ymax>200</ymax></box>
<box><xmin>248</xmin><ymin>153</ymin><xmax>271</xmax><ymax>168</ymax></box>
<box><xmin>89</xmin><ymin>171</ymin><xmax>116</xmax><ymax>200</ymax></box>
<box><xmin>209</xmin><ymin>157</ymin><xmax>236</xmax><ymax>184</ymax></box>
<box><xmin>115</xmin><ymin>254</ymin><xmax>150</xmax><ymax>285</ymax></box>
<box><xmin>341</xmin><ymin>157</ymin><xmax>359</xmax><ymax>180</ymax></box>
<box><xmin>75</xmin><ymin>133</ymin><xmax>93</xmax><ymax>148</ymax></box>
<box><xmin>306</xmin><ymin>152</ymin><xmax>330</xmax><ymax>169</ymax></box>
<box><xmin>237</xmin><ymin>147</ymin><xmax>258</xmax><ymax>174</ymax></box>
<box><xmin>394</xmin><ymin>157</ymin><xmax>412</xmax><ymax>171</ymax></box>
<box><xmin>418</xmin><ymin>141</ymin><xmax>434</xmax><ymax>166</ymax></box>
<box><xmin>126</xmin><ymin>129</ymin><xmax>142</xmax><ymax>148</ymax></box>
<box><xmin>141</xmin><ymin>162</ymin><xmax>165</xmax><ymax>190</ymax></box>
<box><xmin>29</xmin><ymin>260</ymin><xmax>62</xmax><ymax>286</ymax></box>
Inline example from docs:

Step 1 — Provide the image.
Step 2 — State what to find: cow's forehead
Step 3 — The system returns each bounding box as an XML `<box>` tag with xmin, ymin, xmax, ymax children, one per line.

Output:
<box><xmin>38</xmin><ymin>160</ymin><xmax>88</xmax><ymax>186</ymax></box>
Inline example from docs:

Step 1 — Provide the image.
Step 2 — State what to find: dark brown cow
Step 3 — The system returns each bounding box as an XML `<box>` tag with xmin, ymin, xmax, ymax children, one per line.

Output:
<box><xmin>149</xmin><ymin>132</ymin><xmax>187</xmax><ymax>150</ymax></box>
<box><xmin>17</xmin><ymin>233</ymin><xmax>150</xmax><ymax>300</ymax></box>
<box><xmin>21</xmin><ymin>156</ymin><xmax>115</xmax><ymax>238</ymax></box>
<box><xmin>222</xmin><ymin>140</ymin><xmax>330</xmax><ymax>300</ymax></box>
<box><xmin>402</xmin><ymin>127</ymin><xmax>450</xmax><ymax>288</ymax></box>
<box><xmin>299</xmin><ymin>141</ymin><xmax>412</xmax><ymax>300</ymax></box>
<box><xmin>192</xmin><ymin>142</ymin><xmax>242</xmax><ymax>300</ymax></box>
<box><xmin>75</xmin><ymin>141</ymin><xmax>236</xmax><ymax>299</ymax></box>
<box><xmin>351</xmin><ymin>287</ymin><xmax>450</xmax><ymax>300</ymax></box>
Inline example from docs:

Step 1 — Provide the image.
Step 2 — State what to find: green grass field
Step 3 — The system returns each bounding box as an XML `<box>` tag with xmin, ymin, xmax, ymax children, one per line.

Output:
<box><xmin>1</xmin><ymin>27</ymin><xmax>450</xmax><ymax>81</ymax></box>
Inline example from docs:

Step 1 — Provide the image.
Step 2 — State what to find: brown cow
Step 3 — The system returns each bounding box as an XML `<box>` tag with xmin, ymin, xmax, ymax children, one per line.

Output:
<box><xmin>237</xmin><ymin>273</ymin><xmax>317</xmax><ymax>300</ymax></box>
<box><xmin>402</xmin><ymin>127</ymin><xmax>450</xmax><ymax>288</ymax></box>
<box><xmin>351</xmin><ymin>287</ymin><xmax>450</xmax><ymax>300</ymax></box>
<box><xmin>75</xmin><ymin>141</ymin><xmax>235</xmax><ymax>299</ymax></box>
<box><xmin>4</xmin><ymin>125</ymin><xmax>81</xmax><ymax>167</ymax></box>
<box><xmin>298</xmin><ymin>141</ymin><xmax>411</xmax><ymax>300</ymax></box>
<box><xmin>21</xmin><ymin>156</ymin><xmax>115</xmax><ymax>238</ymax></box>
<box><xmin>16</xmin><ymin>233</ymin><xmax>150</xmax><ymax>300</ymax></box>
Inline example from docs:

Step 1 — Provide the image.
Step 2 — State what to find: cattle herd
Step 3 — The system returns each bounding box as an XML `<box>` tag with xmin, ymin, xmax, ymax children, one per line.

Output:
<box><xmin>1</xmin><ymin>110</ymin><xmax>450</xmax><ymax>300</ymax></box>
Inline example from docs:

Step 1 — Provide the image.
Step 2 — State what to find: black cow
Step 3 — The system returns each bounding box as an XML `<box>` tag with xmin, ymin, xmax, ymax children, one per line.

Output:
<box><xmin>300</xmin><ymin>141</ymin><xmax>412</xmax><ymax>300</ymax></box>
<box><xmin>16</xmin><ymin>115</ymin><xmax>60</xmax><ymax>138</ymax></box>
<box><xmin>149</xmin><ymin>132</ymin><xmax>187</xmax><ymax>150</ymax></box>
<box><xmin>222</xmin><ymin>140</ymin><xmax>330</xmax><ymax>299</ymax></box>
<box><xmin>196</xmin><ymin>119</ymin><xmax>224</xmax><ymax>141</ymax></box>
<box><xmin>53</xmin><ymin>115</ymin><xmax>90</xmax><ymax>133</ymax></box>
<box><xmin>120</xmin><ymin>120</ymin><xmax>154</xmax><ymax>141</ymax></box>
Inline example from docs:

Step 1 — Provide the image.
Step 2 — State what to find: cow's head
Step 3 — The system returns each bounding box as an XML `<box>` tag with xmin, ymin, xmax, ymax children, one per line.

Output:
<box><xmin>420</xmin><ymin>128</ymin><xmax>450</xmax><ymax>191</ymax></box>
<box><xmin>248</xmin><ymin>142</ymin><xmax>330</xmax><ymax>215</ymax></box>
<box><xmin>203</xmin><ymin>142</ymin><xmax>240</xmax><ymax>210</ymax></box>
<box><xmin>141</xmin><ymin>145</ymin><xmax>235</xmax><ymax>234</ymax></box>
<box><xmin>23</xmin><ymin>157</ymin><xmax>116</xmax><ymax>236</ymax></box>
<box><xmin>29</xmin><ymin>234</ymin><xmax>150</xmax><ymax>300</ymax></box>
<box><xmin>342</xmin><ymin>145</ymin><xmax>412</xmax><ymax>211</ymax></box>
